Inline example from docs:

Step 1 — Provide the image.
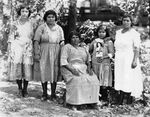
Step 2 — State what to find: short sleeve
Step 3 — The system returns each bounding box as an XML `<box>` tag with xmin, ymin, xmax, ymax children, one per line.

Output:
<box><xmin>133</xmin><ymin>30</ymin><xmax>141</xmax><ymax>48</ymax></box>
<box><xmin>59</xmin><ymin>26</ymin><xmax>65</xmax><ymax>41</ymax></box>
<box><xmin>34</xmin><ymin>24</ymin><xmax>44</xmax><ymax>42</ymax></box>
<box><xmin>60</xmin><ymin>44</ymin><xmax>70</xmax><ymax>66</ymax></box>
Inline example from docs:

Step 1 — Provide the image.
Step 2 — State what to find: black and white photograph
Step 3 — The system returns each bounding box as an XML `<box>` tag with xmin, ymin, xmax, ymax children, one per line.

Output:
<box><xmin>0</xmin><ymin>0</ymin><xmax>150</xmax><ymax>117</ymax></box>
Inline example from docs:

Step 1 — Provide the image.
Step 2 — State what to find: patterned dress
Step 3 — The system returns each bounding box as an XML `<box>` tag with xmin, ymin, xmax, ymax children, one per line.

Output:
<box><xmin>34</xmin><ymin>23</ymin><xmax>64</xmax><ymax>83</ymax></box>
<box><xmin>89</xmin><ymin>38</ymin><xmax>114</xmax><ymax>87</ymax></box>
<box><xmin>139</xmin><ymin>39</ymin><xmax>150</xmax><ymax>93</ymax></box>
<box><xmin>61</xmin><ymin>44</ymin><xmax>99</xmax><ymax>105</ymax></box>
<box><xmin>8</xmin><ymin>20</ymin><xmax>34</xmax><ymax>81</ymax></box>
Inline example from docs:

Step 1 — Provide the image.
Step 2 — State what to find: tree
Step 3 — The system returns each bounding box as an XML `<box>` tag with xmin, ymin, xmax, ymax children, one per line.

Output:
<box><xmin>0</xmin><ymin>0</ymin><xmax>3</xmax><ymax>19</ymax></box>
<box><xmin>65</xmin><ymin>0</ymin><xmax>77</xmax><ymax>43</ymax></box>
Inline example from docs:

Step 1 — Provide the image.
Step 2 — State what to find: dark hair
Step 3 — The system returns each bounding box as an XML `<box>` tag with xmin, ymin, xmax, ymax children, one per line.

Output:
<box><xmin>17</xmin><ymin>6</ymin><xmax>31</xmax><ymax>17</ymax></box>
<box><xmin>43</xmin><ymin>10</ymin><xmax>57</xmax><ymax>22</ymax></box>
<box><xmin>68</xmin><ymin>30</ymin><xmax>80</xmax><ymax>44</ymax></box>
<box><xmin>122</xmin><ymin>13</ymin><xmax>134</xmax><ymax>26</ymax></box>
<box><xmin>95</xmin><ymin>25</ymin><xmax>109</xmax><ymax>38</ymax></box>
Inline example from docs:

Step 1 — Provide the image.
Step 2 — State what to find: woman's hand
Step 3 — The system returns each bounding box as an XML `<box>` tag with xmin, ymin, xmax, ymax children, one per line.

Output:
<box><xmin>71</xmin><ymin>68</ymin><xmax>80</xmax><ymax>76</ymax></box>
<box><xmin>97</xmin><ymin>57</ymin><xmax>103</xmax><ymax>63</ymax></box>
<box><xmin>64</xmin><ymin>64</ymin><xmax>80</xmax><ymax>76</ymax></box>
<box><xmin>34</xmin><ymin>54</ymin><xmax>40</xmax><ymax>61</ymax></box>
<box><xmin>87</xmin><ymin>68</ymin><xmax>93</xmax><ymax>76</ymax></box>
<box><xmin>131</xmin><ymin>59</ymin><xmax>137</xmax><ymax>69</ymax></box>
<box><xmin>132</xmin><ymin>47</ymin><xmax>139</xmax><ymax>69</ymax></box>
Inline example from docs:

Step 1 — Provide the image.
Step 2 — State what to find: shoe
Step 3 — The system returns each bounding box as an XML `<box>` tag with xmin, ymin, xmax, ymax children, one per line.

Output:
<box><xmin>93</xmin><ymin>104</ymin><xmax>100</xmax><ymax>111</ymax></box>
<box><xmin>22</xmin><ymin>90</ymin><xmax>28</xmax><ymax>98</ymax></box>
<box><xmin>50</xmin><ymin>94</ymin><xmax>57</xmax><ymax>101</ymax></box>
<box><xmin>41</xmin><ymin>96</ymin><xmax>47</xmax><ymax>101</ymax></box>
<box><xmin>41</xmin><ymin>82</ymin><xmax>48</xmax><ymax>101</ymax></box>
<box><xmin>72</xmin><ymin>106</ymin><xmax>77</xmax><ymax>111</ymax></box>
<box><xmin>17</xmin><ymin>89</ymin><xmax>22</xmax><ymax>97</ymax></box>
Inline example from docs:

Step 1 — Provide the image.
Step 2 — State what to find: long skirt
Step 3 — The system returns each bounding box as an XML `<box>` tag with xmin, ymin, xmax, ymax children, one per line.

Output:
<box><xmin>61</xmin><ymin>63</ymin><xmax>100</xmax><ymax>105</ymax></box>
<box><xmin>8</xmin><ymin>62</ymin><xmax>33</xmax><ymax>81</ymax></box>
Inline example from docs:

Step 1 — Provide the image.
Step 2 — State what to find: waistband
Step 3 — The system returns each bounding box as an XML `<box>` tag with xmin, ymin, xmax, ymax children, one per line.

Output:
<box><xmin>40</xmin><ymin>41</ymin><xmax>59</xmax><ymax>44</ymax></box>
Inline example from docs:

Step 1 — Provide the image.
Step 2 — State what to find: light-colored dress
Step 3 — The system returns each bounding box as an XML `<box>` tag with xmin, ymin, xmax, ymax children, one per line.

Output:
<box><xmin>89</xmin><ymin>38</ymin><xmax>114</xmax><ymax>87</ymax></box>
<box><xmin>114</xmin><ymin>28</ymin><xmax>143</xmax><ymax>98</ymax></box>
<box><xmin>8</xmin><ymin>20</ymin><xmax>34</xmax><ymax>81</ymax></box>
<box><xmin>61</xmin><ymin>44</ymin><xmax>99</xmax><ymax>105</ymax></box>
<box><xmin>34</xmin><ymin>23</ymin><xmax>64</xmax><ymax>83</ymax></box>
<box><xmin>139</xmin><ymin>39</ymin><xmax>150</xmax><ymax>93</ymax></box>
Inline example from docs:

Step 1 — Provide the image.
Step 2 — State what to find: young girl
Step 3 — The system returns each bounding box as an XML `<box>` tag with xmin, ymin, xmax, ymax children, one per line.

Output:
<box><xmin>89</xmin><ymin>25</ymin><xmax>114</xmax><ymax>102</ymax></box>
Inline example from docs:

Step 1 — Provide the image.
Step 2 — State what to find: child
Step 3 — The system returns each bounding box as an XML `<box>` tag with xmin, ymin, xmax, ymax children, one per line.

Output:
<box><xmin>89</xmin><ymin>25</ymin><xmax>114</xmax><ymax>102</ymax></box>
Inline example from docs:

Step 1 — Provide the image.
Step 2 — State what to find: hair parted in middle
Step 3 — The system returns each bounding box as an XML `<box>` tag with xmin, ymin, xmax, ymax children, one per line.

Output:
<box><xmin>68</xmin><ymin>30</ymin><xmax>81</xmax><ymax>43</ymax></box>
<box><xmin>17</xmin><ymin>5</ymin><xmax>31</xmax><ymax>17</ymax></box>
<box><xmin>43</xmin><ymin>10</ymin><xmax>57</xmax><ymax>22</ymax></box>
<box><xmin>95</xmin><ymin>24</ymin><xmax>110</xmax><ymax>38</ymax></box>
<box><xmin>122</xmin><ymin>13</ymin><xmax>134</xmax><ymax>26</ymax></box>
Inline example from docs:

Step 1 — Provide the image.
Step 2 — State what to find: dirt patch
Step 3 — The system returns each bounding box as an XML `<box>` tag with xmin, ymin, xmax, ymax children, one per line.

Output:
<box><xmin>0</xmin><ymin>55</ymin><xmax>150</xmax><ymax>117</ymax></box>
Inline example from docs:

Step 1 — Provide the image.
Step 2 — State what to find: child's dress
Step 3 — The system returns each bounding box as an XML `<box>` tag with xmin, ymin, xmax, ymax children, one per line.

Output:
<box><xmin>8</xmin><ymin>20</ymin><xmax>34</xmax><ymax>81</ymax></box>
<box><xmin>89</xmin><ymin>38</ymin><xmax>114</xmax><ymax>87</ymax></box>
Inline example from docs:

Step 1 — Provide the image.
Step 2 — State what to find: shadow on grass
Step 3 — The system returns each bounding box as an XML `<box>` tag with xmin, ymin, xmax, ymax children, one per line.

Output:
<box><xmin>0</xmin><ymin>82</ymin><xmax>42</xmax><ymax>99</ymax></box>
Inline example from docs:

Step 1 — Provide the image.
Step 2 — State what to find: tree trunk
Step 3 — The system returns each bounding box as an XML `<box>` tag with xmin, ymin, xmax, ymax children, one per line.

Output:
<box><xmin>65</xmin><ymin>0</ymin><xmax>77</xmax><ymax>43</ymax></box>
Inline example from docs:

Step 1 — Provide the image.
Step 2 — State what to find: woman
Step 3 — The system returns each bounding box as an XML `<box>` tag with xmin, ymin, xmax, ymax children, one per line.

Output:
<box><xmin>7</xmin><ymin>6</ymin><xmax>34</xmax><ymax>97</ymax></box>
<box><xmin>60</xmin><ymin>31</ymin><xmax>99</xmax><ymax>110</ymax></box>
<box><xmin>114</xmin><ymin>14</ymin><xmax>143</xmax><ymax>105</ymax></box>
<box><xmin>34</xmin><ymin>10</ymin><xmax>64</xmax><ymax>101</ymax></box>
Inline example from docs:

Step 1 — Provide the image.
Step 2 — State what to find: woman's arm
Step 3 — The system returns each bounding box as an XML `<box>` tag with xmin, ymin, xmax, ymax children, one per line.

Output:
<box><xmin>84</xmin><ymin>47</ymin><xmax>93</xmax><ymax>76</ymax></box>
<box><xmin>59</xmin><ymin>26</ymin><xmax>65</xmax><ymax>46</ymax></box>
<box><xmin>7</xmin><ymin>22</ymin><xmax>16</xmax><ymax>54</ymax></box>
<box><xmin>62</xmin><ymin>64</ymin><xmax>80</xmax><ymax>76</ymax></box>
<box><xmin>33</xmin><ymin>25</ymin><xmax>44</xmax><ymax>60</ymax></box>
<box><xmin>131</xmin><ymin>30</ymin><xmax>141</xmax><ymax>69</ymax></box>
<box><xmin>89</xmin><ymin>40</ymin><xmax>94</xmax><ymax>54</ymax></box>
<box><xmin>131</xmin><ymin>47</ymin><xmax>139</xmax><ymax>68</ymax></box>
<box><xmin>33</xmin><ymin>40</ymin><xmax>40</xmax><ymax>60</ymax></box>
<box><xmin>61</xmin><ymin>45</ymin><xmax>80</xmax><ymax>76</ymax></box>
<box><xmin>107</xmin><ymin>40</ymin><xmax>114</xmax><ymax>59</ymax></box>
<box><xmin>86</xmin><ymin>61</ymin><xmax>93</xmax><ymax>75</ymax></box>
<box><xmin>34</xmin><ymin>40</ymin><xmax>40</xmax><ymax>54</ymax></box>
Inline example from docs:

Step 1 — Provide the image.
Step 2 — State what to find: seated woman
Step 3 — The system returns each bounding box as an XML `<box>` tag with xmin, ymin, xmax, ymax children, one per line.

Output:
<box><xmin>60</xmin><ymin>31</ymin><xmax>100</xmax><ymax>110</ymax></box>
